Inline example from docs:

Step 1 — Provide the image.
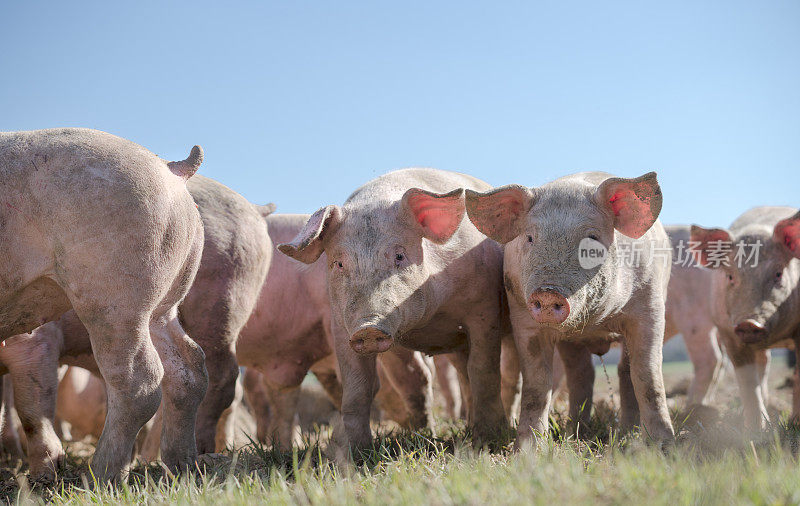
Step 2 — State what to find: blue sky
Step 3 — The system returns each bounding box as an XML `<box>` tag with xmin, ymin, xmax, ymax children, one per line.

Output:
<box><xmin>1</xmin><ymin>1</ymin><xmax>797</xmax><ymax>227</ymax></box>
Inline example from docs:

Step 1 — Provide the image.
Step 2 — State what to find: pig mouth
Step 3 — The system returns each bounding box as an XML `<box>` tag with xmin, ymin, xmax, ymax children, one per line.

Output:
<box><xmin>734</xmin><ymin>319</ymin><xmax>769</xmax><ymax>345</ymax></box>
<box><xmin>350</xmin><ymin>325</ymin><xmax>394</xmax><ymax>355</ymax></box>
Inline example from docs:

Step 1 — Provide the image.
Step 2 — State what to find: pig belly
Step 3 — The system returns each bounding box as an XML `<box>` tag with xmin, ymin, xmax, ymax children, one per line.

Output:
<box><xmin>0</xmin><ymin>278</ymin><xmax>71</xmax><ymax>340</ymax></box>
<box><xmin>563</xmin><ymin>331</ymin><xmax>622</xmax><ymax>356</ymax></box>
<box><xmin>396</xmin><ymin>315</ymin><xmax>469</xmax><ymax>355</ymax></box>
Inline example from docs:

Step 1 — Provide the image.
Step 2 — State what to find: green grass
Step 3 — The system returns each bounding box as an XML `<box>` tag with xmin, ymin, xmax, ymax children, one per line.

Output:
<box><xmin>7</xmin><ymin>401</ymin><xmax>800</xmax><ymax>505</ymax></box>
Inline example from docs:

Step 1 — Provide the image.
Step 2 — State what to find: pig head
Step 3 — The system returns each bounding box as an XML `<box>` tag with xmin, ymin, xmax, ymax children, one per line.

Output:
<box><xmin>692</xmin><ymin>208</ymin><xmax>800</xmax><ymax>346</ymax></box>
<box><xmin>467</xmin><ymin>172</ymin><xmax>663</xmax><ymax>331</ymax></box>
<box><xmin>278</xmin><ymin>188</ymin><xmax>466</xmax><ymax>354</ymax></box>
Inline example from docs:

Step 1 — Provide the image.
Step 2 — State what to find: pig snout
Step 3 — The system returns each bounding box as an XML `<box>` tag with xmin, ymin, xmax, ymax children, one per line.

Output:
<box><xmin>350</xmin><ymin>325</ymin><xmax>393</xmax><ymax>354</ymax></box>
<box><xmin>734</xmin><ymin>319</ymin><xmax>767</xmax><ymax>344</ymax></box>
<box><xmin>527</xmin><ymin>288</ymin><xmax>570</xmax><ymax>325</ymax></box>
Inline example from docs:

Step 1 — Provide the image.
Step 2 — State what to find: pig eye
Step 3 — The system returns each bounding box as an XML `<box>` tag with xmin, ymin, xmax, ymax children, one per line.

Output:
<box><xmin>588</xmin><ymin>234</ymin><xmax>599</xmax><ymax>241</ymax></box>
<box><xmin>727</xmin><ymin>274</ymin><xmax>734</xmax><ymax>283</ymax></box>
<box><xmin>526</xmin><ymin>235</ymin><xmax>533</xmax><ymax>243</ymax></box>
<box><xmin>775</xmin><ymin>271</ymin><xmax>783</xmax><ymax>281</ymax></box>
<box><xmin>331</xmin><ymin>260</ymin><xmax>343</xmax><ymax>270</ymax></box>
<box><xmin>392</xmin><ymin>246</ymin><xmax>409</xmax><ymax>267</ymax></box>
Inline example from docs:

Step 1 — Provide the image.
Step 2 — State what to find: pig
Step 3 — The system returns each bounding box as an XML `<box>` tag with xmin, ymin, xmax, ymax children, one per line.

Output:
<box><xmin>55</xmin><ymin>366</ymin><xmax>107</xmax><ymax>441</ymax></box>
<box><xmin>434</xmin><ymin>343</ymin><xmax>520</xmax><ymax>422</ymax></box>
<box><xmin>663</xmin><ymin>225</ymin><xmax>722</xmax><ymax>406</ymax></box>
<box><xmin>243</xmin><ymin>354</ymin><xmax>475</xmax><ymax>437</ymax></box>
<box><xmin>44</xmin><ymin>364</ymin><xmax>241</xmax><ymax>463</ymax></box>
<box><xmin>432</xmin><ymin>354</ymin><xmax>466</xmax><ymax>419</ymax></box>
<box><xmin>0</xmin><ymin>379</ymin><xmax>24</xmax><ymax>459</ymax></box>
<box><xmin>0</xmin><ymin>128</ymin><xmax>206</xmax><ymax>481</ymax></box>
<box><xmin>278</xmin><ymin>169</ymin><xmax>509</xmax><ymax>449</ymax></box>
<box><xmin>691</xmin><ymin>207</ymin><xmax>800</xmax><ymax>430</ymax></box>
<box><xmin>542</xmin><ymin>226</ymin><xmax>720</xmax><ymax>418</ymax></box>
<box><xmin>466</xmin><ymin>171</ymin><xmax>675</xmax><ymax>447</ymax></box>
<box><xmin>1</xmin><ymin>173</ymin><xmax>271</xmax><ymax>468</ymax></box>
<box><xmin>166</xmin><ymin>175</ymin><xmax>270</xmax><ymax>453</ymax></box>
<box><xmin>236</xmin><ymin>212</ymin><xmax>435</xmax><ymax>449</ymax></box>
<box><xmin>243</xmin><ymin>360</ymin><xmax>428</xmax><ymax>444</ymax></box>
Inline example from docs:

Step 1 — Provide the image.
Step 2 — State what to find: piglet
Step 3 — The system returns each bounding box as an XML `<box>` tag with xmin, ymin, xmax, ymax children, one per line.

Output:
<box><xmin>466</xmin><ymin>171</ymin><xmax>675</xmax><ymax>447</ymax></box>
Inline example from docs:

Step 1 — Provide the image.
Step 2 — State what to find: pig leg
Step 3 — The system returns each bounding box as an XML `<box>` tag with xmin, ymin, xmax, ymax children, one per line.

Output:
<box><xmin>378</xmin><ymin>348</ymin><xmax>433</xmax><ymax>430</ymax></box>
<box><xmin>191</xmin><ymin>338</ymin><xmax>238</xmax><ymax>454</ymax></box>
<box><xmin>214</xmin><ymin>378</ymin><xmax>242</xmax><ymax>452</ymax></box>
<box><xmin>623</xmin><ymin>315</ymin><xmax>674</xmax><ymax>444</ymax></box>
<box><xmin>3</xmin><ymin>331</ymin><xmax>66</xmax><ymax>480</ymax></box>
<box><xmin>63</xmin><ymin>305</ymin><xmax>162</xmax><ymax>480</ymax></box>
<box><xmin>0</xmin><ymin>378</ymin><xmax>23</xmax><ymax>460</ymax></box>
<box><xmin>433</xmin><ymin>355</ymin><xmax>462</xmax><ymax>420</ymax></box>
<box><xmin>242</xmin><ymin>368</ymin><xmax>272</xmax><ymax>443</ymax></box>
<box><xmin>8</xmin><ymin>370</ymin><xmax>63</xmax><ymax>481</ymax></box>
<box><xmin>447</xmin><ymin>352</ymin><xmax>472</xmax><ymax>420</ymax></box>
<box><xmin>261</xmin><ymin>384</ymin><xmax>301</xmax><ymax>450</ymax></box>
<box><xmin>464</xmin><ymin>316</ymin><xmax>509</xmax><ymax>447</ymax></box>
<box><xmin>500</xmin><ymin>336</ymin><xmax>522</xmax><ymax>422</ymax></box>
<box><xmin>617</xmin><ymin>344</ymin><xmax>640</xmax><ymax>431</ymax></box>
<box><xmin>149</xmin><ymin>310</ymin><xmax>208</xmax><ymax>471</ymax></box>
<box><xmin>338</xmin><ymin>353</ymin><xmax>379</xmax><ymax>449</ymax></box>
<box><xmin>755</xmin><ymin>349</ymin><xmax>771</xmax><ymax>408</ymax></box>
<box><xmin>514</xmin><ymin>330</ymin><xmax>555</xmax><ymax>449</ymax></box>
<box><xmin>373</xmin><ymin>375</ymin><xmax>411</xmax><ymax>426</ymax></box>
<box><xmin>721</xmin><ymin>331</ymin><xmax>769</xmax><ymax>430</ymax></box>
<box><xmin>556</xmin><ymin>341</ymin><xmax>594</xmax><ymax>432</ymax></box>
<box><xmin>180</xmin><ymin>285</ymin><xmax>246</xmax><ymax>454</ymax></box>
<box><xmin>138</xmin><ymin>406</ymin><xmax>163</xmax><ymax>463</ymax></box>
<box><xmin>310</xmin><ymin>356</ymin><xmax>343</xmax><ymax>410</ymax></box>
<box><xmin>313</xmin><ymin>371</ymin><xmax>343</xmax><ymax>408</ymax></box>
<box><xmin>334</xmin><ymin>321</ymin><xmax>379</xmax><ymax>450</ymax></box>
<box><xmin>792</xmin><ymin>340</ymin><xmax>800</xmax><ymax>424</ymax></box>
<box><xmin>551</xmin><ymin>348</ymin><xmax>566</xmax><ymax>397</ymax></box>
<box><xmin>683</xmin><ymin>325</ymin><xmax>723</xmax><ymax>406</ymax></box>
<box><xmin>733</xmin><ymin>354</ymin><xmax>770</xmax><ymax>430</ymax></box>
<box><xmin>246</xmin><ymin>359</ymin><xmax>312</xmax><ymax>449</ymax></box>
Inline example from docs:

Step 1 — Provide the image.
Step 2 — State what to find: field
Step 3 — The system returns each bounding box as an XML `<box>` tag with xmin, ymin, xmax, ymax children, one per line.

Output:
<box><xmin>3</xmin><ymin>356</ymin><xmax>800</xmax><ymax>505</ymax></box>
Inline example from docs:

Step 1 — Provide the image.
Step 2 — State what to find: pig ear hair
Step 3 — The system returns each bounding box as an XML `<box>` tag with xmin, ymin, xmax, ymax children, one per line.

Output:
<box><xmin>278</xmin><ymin>205</ymin><xmax>341</xmax><ymax>264</ymax></box>
<box><xmin>596</xmin><ymin>172</ymin><xmax>663</xmax><ymax>239</ymax></box>
<box><xmin>465</xmin><ymin>185</ymin><xmax>533</xmax><ymax>244</ymax></box>
<box><xmin>402</xmin><ymin>188</ymin><xmax>466</xmax><ymax>244</ymax></box>
<box><xmin>774</xmin><ymin>211</ymin><xmax>800</xmax><ymax>259</ymax></box>
<box><xmin>689</xmin><ymin>225</ymin><xmax>733</xmax><ymax>268</ymax></box>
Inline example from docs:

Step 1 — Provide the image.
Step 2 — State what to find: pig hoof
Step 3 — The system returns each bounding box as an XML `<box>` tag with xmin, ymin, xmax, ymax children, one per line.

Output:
<box><xmin>654</xmin><ymin>437</ymin><xmax>675</xmax><ymax>454</ymax></box>
<box><xmin>28</xmin><ymin>451</ymin><xmax>65</xmax><ymax>484</ymax></box>
<box><xmin>472</xmin><ymin>426</ymin><xmax>513</xmax><ymax>453</ymax></box>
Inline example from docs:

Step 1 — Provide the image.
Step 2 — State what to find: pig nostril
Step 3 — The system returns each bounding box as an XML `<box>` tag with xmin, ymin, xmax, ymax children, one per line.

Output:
<box><xmin>553</xmin><ymin>304</ymin><xmax>562</xmax><ymax>311</ymax></box>
<box><xmin>354</xmin><ymin>338</ymin><xmax>364</xmax><ymax>346</ymax></box>
<box><xmin>534</xmin><ymin>301</ymin><xmax>542</xmax><ymax>309</ymax></box>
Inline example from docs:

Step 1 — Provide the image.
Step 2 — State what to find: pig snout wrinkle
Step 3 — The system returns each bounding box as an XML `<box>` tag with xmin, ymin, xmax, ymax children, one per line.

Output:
<box><xmin>734</xmin><ymin>319</ymin><xmax>767</xmax><ymax>344</ymax></box>
<box><xmin>350</xmin><ymin>325</ymin><xmax>393</xmax><ymax>354</ymax></box>
<box><xmin>527</xmin><ymin>287</ymin><xmax>570</xmax><ymax>325</ymax></box>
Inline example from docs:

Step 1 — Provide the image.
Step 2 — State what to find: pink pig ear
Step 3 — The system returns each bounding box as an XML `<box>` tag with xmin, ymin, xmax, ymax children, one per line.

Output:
<box><xmin>595</xmin><ymin>172</ymin><xmax>663</xmax><ymax>239</ymax></box>
<box><xmin>278</xmin><ymin>205</ymin><xmax>342</xmax><ymax>263</ymax></box>
<box><xmin>402</xmin><ymin>188</ymin><xmax>465</xmax><ymax>244</ymax></box>
<box><xmin>465</xmin><ymin>185</ymin><xmax>533</xmax><ymax>244</ymax></box>
<box><xmin>774</xmin><ymin>211</ymin><xmax>800</xmax><ymax>259</ymax></box>
<box><xmin>690</xmin><ymin>225</ymin><xmax>733</xmax><ymax>268</ymax></box>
